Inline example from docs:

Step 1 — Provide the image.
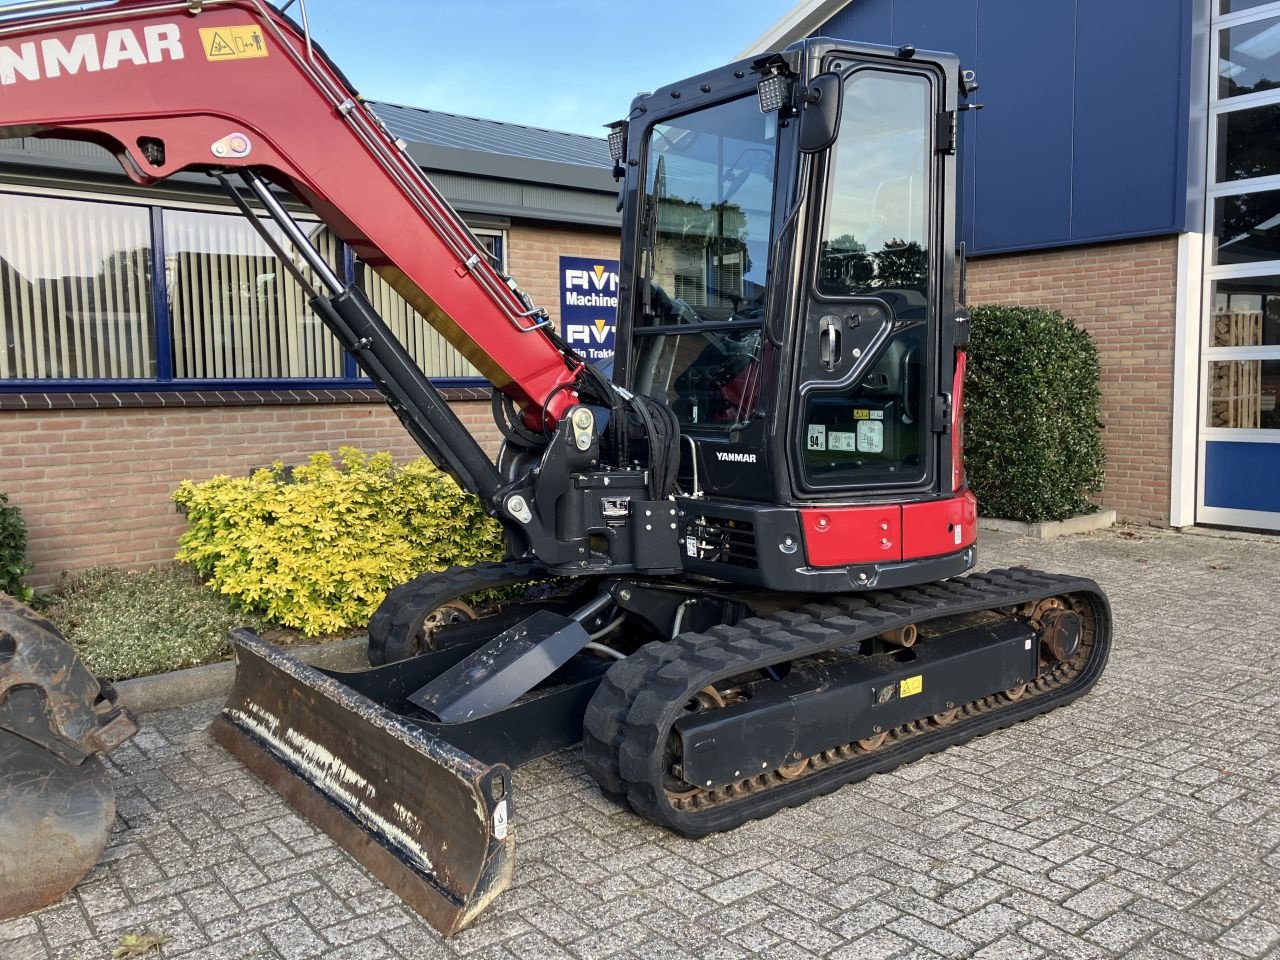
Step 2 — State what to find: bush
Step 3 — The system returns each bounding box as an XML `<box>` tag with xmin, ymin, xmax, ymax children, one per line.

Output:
<box><xmin>173</xmin><ymin>447</ymin><xmax>503</xmax><ymax>637</ymax></box>
<box><xmin>965</xmin><ymin>305</ymin><xmax>1105</xmax><ymax>523</ymax></box>
<box><xmin>0</xmin><ymin>493</ymin><xmax>34</xmax><ymax>602</ymax></box>
<box><xmin>45</xmin><ymin>565</ymin><xmax>265</xmax><ymax>680</ymax></box>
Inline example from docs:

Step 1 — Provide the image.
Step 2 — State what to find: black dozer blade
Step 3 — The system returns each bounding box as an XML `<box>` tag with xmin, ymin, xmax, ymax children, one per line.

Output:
<box><xmin>213</xmin><ymin>630</ymin><xmax>515</xmax><ymax>938</ymax></box>
<box><xmin>0</xmin><ymin>595</ymin><xmax>138</xmax><ymax>921</ymax></box>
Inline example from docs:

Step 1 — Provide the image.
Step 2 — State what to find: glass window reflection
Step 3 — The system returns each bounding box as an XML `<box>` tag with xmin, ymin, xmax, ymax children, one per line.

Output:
<box><xmin>639</xmin><ymin>97</ymin><xmax>777</xmax><ymax>326</ymax></box>
<box><xmin>818</xmin><ymin>71</ymin><xmax>931</xmax><ymax>301</ymax></box>
<box><xmin>1220</xmin><ymin>0</ymin><xmax>1278</xmax><ymax>17</ymax></box>
<box><xmin>1214</xmin><ymin>189</ymin><xmax>1280</xmax><ymax>264</ymax></box>
<box><xmin>1208</xmin><ymin>359</ymin><xmax>1280</xmax><ymax>429</ymax></box>
<box><xmin>1213</xmin><ymin>276</ymin><xmax>1280</xmax><ymax>346</ymax></box>
<box><xmin>1218</xmin><ymin>102</ymin><xmax>1280</xmax><ymax>182</ymax></box>
<box><xmin>1219</xmin><ymin>16</ymin><xmax>1280</xmax><ymax>99</ymax></box>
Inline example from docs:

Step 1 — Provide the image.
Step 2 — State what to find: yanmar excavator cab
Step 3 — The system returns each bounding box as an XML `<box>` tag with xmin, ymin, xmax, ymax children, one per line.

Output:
<box><xmin>0</xmin><ymin>0</ymin><xmax>1111</xmax><ymax>936</ymax></box>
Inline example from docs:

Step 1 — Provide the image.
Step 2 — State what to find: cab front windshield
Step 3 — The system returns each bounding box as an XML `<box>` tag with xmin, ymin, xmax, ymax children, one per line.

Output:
<box><xmin>633</xmin><ymin>96</ymin><xmax>777</xmax><ymax>428</ymax></box>
<box><xmin>638</xmin><ymin>97</ymin><xmax>777</xmax><ymax>325</ymax></box>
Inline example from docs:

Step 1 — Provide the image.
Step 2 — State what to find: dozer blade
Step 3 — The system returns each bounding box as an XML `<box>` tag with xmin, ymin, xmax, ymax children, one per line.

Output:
<box><xmin>0</xmin><ymin>595</ymin><xmax>138</xmax><ymax>921</ymax></box>
<box><xmin>212</xmin><ymin>629</ymin><xmax>514</xmax><ymax>938</ymax></box>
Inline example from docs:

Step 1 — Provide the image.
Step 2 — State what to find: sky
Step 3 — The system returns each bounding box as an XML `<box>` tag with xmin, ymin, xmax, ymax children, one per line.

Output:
<box><xmin>303</xmin><ymin>0</ymin><xmax>788</xmax><ymax>137</ymax></box>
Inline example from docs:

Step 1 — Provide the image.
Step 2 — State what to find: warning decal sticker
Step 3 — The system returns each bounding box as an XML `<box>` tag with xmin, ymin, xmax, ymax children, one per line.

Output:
<box><xmin>200</xmin><ymin>26</ymin><xmax>268</xmax><ymax>61</ymax></box>
<box><xmin>899</xmin><ymin>675</ymin><xmax>923</xmax><ymax>698</ymax></box>
<box><xmin>857</xmin><ymin>420</ymin><xmax>884</xmax><ymax>454</ymax></box>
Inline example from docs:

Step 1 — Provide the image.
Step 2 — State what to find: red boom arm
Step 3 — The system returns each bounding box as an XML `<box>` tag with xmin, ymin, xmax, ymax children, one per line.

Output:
<box><xmin>0</xmin><ymin>0</ymin><xmax>581</xmax><ymax>422</ymax></box>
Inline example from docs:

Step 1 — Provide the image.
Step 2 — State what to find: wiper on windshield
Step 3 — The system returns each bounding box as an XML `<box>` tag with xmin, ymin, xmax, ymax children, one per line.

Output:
<box><xmin>640</xmin><ymin>153</ymin><xmax>664</xmax><ymax>324</ymax></box>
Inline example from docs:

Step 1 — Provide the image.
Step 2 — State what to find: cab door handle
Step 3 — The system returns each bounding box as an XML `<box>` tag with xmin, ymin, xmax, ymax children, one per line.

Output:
<box><xmin>819</xmin><ymin>315</ymin><xmax>841</xmax><ymax>371</ymax></box>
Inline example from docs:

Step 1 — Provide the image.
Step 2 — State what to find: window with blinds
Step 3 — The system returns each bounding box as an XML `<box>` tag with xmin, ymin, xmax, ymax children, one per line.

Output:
<box><xmin>355</xmin><ymin>229</ymin><xmax>499</xmax><ymax>381</ymax></box>
<box><xmin>360</xmin><ymin>267</ymin><xmax>482</xmax><ymax>379</ymax></box>
<box><xmin>0</xmin><ymin>189</ymin><xmax>493</xmax><ymax>387</ymax></box>
<box><xmin>163</xmin><ymin>210</ymin><xmax>345</xmax><ymax>380</ymax></box>
<box><xmin>0</xmin><ymin>193</ymin><xmax>153</xmax><ymax>380</ymax></box>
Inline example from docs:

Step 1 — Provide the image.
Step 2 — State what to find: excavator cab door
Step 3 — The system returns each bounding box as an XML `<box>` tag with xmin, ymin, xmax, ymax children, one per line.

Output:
<box><xmin>614</xmin><ymin>42</ymin><xmax>961</xmax><ymax>507</ymax></box>
<box><xmin>791</xmin><ymin>58</ymin><xmax>950</xmax><ymax>499</ymax></box>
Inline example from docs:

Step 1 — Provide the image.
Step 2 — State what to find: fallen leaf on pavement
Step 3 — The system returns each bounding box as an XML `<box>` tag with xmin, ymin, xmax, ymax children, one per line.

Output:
<box><xmin>113</xmin><ymin>931</ymin><xmax>171</xmax><ymax>958</ymax></box>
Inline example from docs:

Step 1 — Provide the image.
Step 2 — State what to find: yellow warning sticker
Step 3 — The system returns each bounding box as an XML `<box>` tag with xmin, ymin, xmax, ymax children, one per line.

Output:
<box><xmin>854</xmin><ymin>408</ymin><xmax>870</xmax><ymax>420</ymax></box>
<box><xmin>900</xmin><ymin>675</ymin><xmax>923</xmax><ymax>698</ymax></box>
<box><xmin>200</xmin><ymin>26</ymin><xmax>268</xmax><ymax>61</ymax></box>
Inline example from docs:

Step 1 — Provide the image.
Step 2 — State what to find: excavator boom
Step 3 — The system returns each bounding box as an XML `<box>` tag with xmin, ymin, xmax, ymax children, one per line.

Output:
<box><xmin>0</xmin><ymin>0</ymin><xmax>580</xmax><ymax>436</ymax></box>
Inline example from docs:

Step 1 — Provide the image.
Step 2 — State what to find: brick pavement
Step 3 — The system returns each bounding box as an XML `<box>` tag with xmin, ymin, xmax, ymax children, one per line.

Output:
<box><xmin>4</xmin><ymin>526</ymin><xmax>1279</xmax><ymax>960</ymax></box>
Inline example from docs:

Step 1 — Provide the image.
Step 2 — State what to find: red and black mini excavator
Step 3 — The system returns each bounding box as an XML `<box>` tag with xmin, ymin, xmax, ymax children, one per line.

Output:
<box><xmin>0</xmin><ymin>0</ymin><xmax>1111</xmax><ymax>935</ymax></box>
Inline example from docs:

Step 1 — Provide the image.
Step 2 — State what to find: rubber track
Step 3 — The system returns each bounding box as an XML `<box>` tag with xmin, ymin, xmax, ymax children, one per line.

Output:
<box><xmin>367</xmin><ymin>559</ymin><xmax>546</xmax><ymax>665</ymax></box>
<box><xmin>582</xmin><ymin>567</ymin><xmax>1111</xmax><ymax>836</ymax></box>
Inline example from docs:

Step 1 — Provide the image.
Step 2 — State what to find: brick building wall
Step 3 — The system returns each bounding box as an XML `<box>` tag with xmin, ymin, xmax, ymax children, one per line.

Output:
<box><xmin>966</xmin><ymin>236</ymin><xmax>1179</xmax><ymax>525</ymax></box>
<box><xmin>0</xmin><ymin>398</ymin><xmax>501</xmax><ymax>590</ymax></box>
<box><xmin>504</xmin><ymin>222</ymin><xmax>620</xmax><ymax>327</ymax></box>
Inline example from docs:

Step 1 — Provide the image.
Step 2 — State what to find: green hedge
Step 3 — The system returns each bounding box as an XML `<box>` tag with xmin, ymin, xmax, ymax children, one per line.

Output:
<box><xmin>0</xmin><ymin>493</ymin><xmax>33</xmax><ymax>602</ymax></box>
<box><xmin>964</xmin><ymin>305</ymin><xmax>1105</xmax><ymax>523</ymax></box>
<box><xmin>173</xmin><ymin>447</ymin><xmax>503</xmax><ymax>637</ymax></box>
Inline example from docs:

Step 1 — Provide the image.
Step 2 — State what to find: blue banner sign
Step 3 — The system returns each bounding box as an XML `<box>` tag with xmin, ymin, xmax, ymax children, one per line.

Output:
<box><xmin>559</xmin><ymin>255</ymin><xmax>619</xmax><ymax>365</ymax></box>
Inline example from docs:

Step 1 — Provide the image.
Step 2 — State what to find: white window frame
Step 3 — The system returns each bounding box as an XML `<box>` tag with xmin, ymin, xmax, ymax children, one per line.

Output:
<box><xmin>466</xmin><ymin>224</ymin><xmax>508</xmax><ymax>273</ymax></box>
<box><xmin>1197</xmin><ymin>0</ymin><xmax>1280</xmax><ymax>528</ymax></box>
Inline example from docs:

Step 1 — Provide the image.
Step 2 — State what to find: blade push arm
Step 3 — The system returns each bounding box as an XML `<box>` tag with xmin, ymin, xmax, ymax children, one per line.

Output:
<box><xmin>0</xmin><ymin>0</ymin><xmax>582</xmax><ymax>428</ymax></box>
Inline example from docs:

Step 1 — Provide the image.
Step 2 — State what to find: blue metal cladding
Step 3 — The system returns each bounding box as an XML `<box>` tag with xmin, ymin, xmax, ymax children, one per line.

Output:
<box><xmin>1203</xmin><ymin>441</ymin><xmax>1280</xmax><ymax>512</ymax></box>
<box><xmin>818</xmin><ymin>0</ymin><xmax>1194</xmax><ymax>255</ymax></box>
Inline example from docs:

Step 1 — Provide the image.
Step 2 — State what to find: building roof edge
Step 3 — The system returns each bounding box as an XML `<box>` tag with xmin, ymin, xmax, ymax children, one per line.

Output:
<box><xmin>736</xmin><ymin>0</ymin><xmax>857</xmax><ymax>57</ymax></box>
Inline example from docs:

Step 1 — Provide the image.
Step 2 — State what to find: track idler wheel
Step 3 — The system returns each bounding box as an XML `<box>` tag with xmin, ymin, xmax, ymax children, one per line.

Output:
<box><xmin>1039</xmin><ymin>608</ymin><xmax>1082</xmax><ymax>663</ymax></box>
<box><xmin>0</xmin><ymin>595</ymin><xmax>138</xmax><ymax>920</ymax></box>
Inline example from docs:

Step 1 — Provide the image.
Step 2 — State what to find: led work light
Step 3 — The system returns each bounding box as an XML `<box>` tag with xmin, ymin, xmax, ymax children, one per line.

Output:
<box><xmin>607</xmin><ymin>126</ymin><xmax>626</xmax><ymax>163</ymax></box>
<box><xmin>756</xmin><ymin>73</ymin><xmax>790</xmax><ymax>113</ymax></box>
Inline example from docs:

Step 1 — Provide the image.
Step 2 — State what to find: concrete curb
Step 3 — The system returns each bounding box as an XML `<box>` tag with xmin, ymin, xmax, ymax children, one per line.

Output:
<box><xmin>978</xmin><ymin>509</ymin><xmax>1117</xmax><ymax>540</ymax></box>
<box><xmin>114</xmin><ymin>634</ymin><xmax>370</xmax><ymax>714</ymax></box>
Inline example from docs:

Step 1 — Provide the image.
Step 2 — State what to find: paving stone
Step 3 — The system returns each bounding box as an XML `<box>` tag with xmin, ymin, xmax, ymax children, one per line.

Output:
<box><xmin>831</xmin><ymin>927</ymin><xmax>911</xmax><ymax>960</ymax></box>
<box><xmin>826</xmin><ymin>899</ymin><xmax>902</xmax><ymax>940</ymax></box>
<box><xmin>34</xmin><ymin>904</ymin><xmax>91</xmax><ymax>950</ymax></box>
<box><xmin>320</xmin><ymin>907</ymin><xmax>412</xmax><ymax>947</ymax></box>
<box><xmin>971</xmin><ymin>934</ymin><xmax>1044</xmax><ymax>960</ymax></box>
<box><xmin>887</xmin><ymin>914</ymin><xmax>973</xmax><ymax>958</ymax></box>
<box><xmin>262</xmin><ymin>917</ymin><xmax>329</xmax><ymax>960</ymax></box>
<box><xmin>999</xmin><ymin>891</ymin><xmax>1092</xmax><ymax>935</ymax></box>
<box><xmin>16</xmin><ymin>529</ymin><xmax>1280</xmax><ymax>959</ymax></box>
<box><xmin>1063</xmin><ymin>880</ymin><xmax>1135</xmax><ymax>920</ymax></box>
<box><xmin>0</xmin><ymin>917</ymin><xmax>39</xmax><ymax>943</ymax></box>
<box><xmin>1216</xmin><ymin>916</ymin><xmax>1280</xmax><ymax>958</ymax></box>
<box><xmin>4</xmin><ymin>934</ymin><xmax>48</xmax><ymax>960</ymax></box>
<box><xmin>938</xmin><ymin>877</ymin><xmax>1008</xmax><ymax>912</ymax></box>
<box><xmin>1016</xmin><ymin>920</ymin><xmax>1106</xmax><ymax>960</ymax></box>
<box><xmin>1082</xmin><ymin>910</ymin><xmax>1160</xmax><ymax>951</ymax></box>
<box><xmin>701</xmin><ymin>871</ymin><xmax>777</xmax><ymax>905</ymax></box>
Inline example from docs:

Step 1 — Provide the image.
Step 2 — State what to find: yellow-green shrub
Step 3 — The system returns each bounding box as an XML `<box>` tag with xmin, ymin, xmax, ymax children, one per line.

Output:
<box><xmin>173</xmin><ymin>448</ymin><xmax>502</xmax><ymax>636</ymax></box>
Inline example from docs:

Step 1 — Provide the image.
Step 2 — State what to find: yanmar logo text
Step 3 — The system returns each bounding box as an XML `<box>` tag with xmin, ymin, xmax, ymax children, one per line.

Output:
<box><xmin>715</xmin><ymin>451</ymin><xmax>758</xmax><ymax>463</ymax></box>
<box><xmin>0</xmin><ymin>25</ymin><xmax>184</xmax><ymax>85</ymax></box>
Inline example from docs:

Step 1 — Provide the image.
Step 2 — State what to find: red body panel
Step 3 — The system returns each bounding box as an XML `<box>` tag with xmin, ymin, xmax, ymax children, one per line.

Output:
<box><xmin>800</xmin><ymin>505</ymin><xmax>902</xmax><ymax>566</ymax></box>
<box><xmin>902</xmin><ymin>490</ymin><xmax>978</xmax><ymax>559</ymax></box>
<box><xmin>800</xmin><ymin>490</ymin><xmax>977</xmax><ymax>567</ymax></box>
<box><xmin>0</xmin><ymin>1</ymin><xmax>578</xmax><ymax>422</ymax></box>
<box><xmin>951</xmin><ymin>351</ymin><xmax>967</xmax><ymax>493</ymax></box>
